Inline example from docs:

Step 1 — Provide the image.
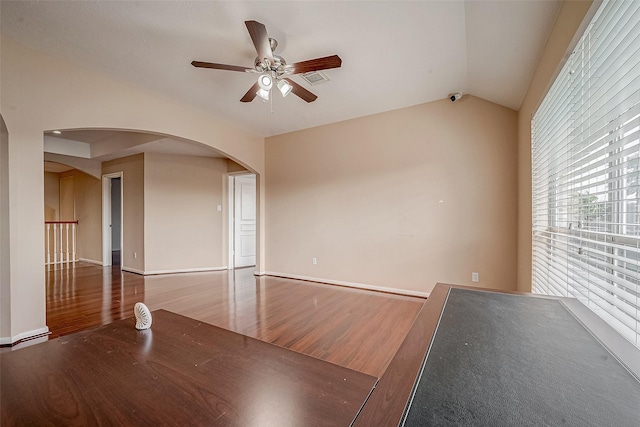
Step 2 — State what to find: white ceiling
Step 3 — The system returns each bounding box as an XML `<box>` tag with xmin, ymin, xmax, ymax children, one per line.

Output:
<box><xmin>1</xmin><ymin>1</ymin><xmax>562</xmax><ymax>139</ymax></box>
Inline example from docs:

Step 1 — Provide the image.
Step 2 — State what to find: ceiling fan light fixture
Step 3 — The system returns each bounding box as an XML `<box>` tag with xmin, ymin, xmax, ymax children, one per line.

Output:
<box><xmin>277</xmin><ymin>79</ymin><xmax>293</xmax><ymax>97</ymax></box>
<box><xmin>258</xmin><ymin>74</ymin><xmax>273</xmax><ymax>91</ymax></box>
<box><xmin>256</xmin><ymin>87</ymin><xmax>270</xmax><ymax>101</ymax></box>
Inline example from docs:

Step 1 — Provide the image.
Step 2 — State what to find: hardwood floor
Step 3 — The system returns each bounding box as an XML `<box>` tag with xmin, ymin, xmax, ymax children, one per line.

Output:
<box><xmin>3</xmin><ymin>310</ymin><xmax>378</xmax><ymax>426</ymax></box>
<box><xmin>44</xmin><ymin>262</ymin><xmax>425</xmax><ymax>377</ymax></box>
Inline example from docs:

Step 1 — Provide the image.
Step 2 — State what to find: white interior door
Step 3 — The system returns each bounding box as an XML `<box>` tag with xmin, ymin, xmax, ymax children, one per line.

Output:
<box><xmin>234</xmin><ymin>175</ymin><xmax>256</xmax><ymax>268</ymax></box>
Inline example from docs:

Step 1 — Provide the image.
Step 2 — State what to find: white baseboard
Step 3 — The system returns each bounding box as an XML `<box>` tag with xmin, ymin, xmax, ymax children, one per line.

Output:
<box><xmin>143</xmin><ymin>266</ymin><xmax>228</xmax><ymax>275</ymax></box>
<box><xmin>79</xmin><ymin>258</ymin><xmax>103</xmax><ymax>266</ymax></box>
<box><xmin>0</xmin><ymin>326</ymin><xmax>50</xmax><ymax>345</ymax></box>
<box><xmin>121</xmin><ymin>266</ymin><xmax>145</xmax><ymax>275</ymax></box>
<box><xmin>122</xmin><ymin>266</ymin><xmax>228</xmax><ymax>275</ymax></box>
<box><xmin>262</xmin><ymin>271</ymin><xmax>430</xmax><ymax>298</ymax></box>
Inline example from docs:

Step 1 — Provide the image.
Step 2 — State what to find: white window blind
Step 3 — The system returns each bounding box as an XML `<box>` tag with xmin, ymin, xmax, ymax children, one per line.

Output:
<box><xmin>532</xmin><ymin>0</ymin><xmax>640</xmax><ymax>350</ymax></box>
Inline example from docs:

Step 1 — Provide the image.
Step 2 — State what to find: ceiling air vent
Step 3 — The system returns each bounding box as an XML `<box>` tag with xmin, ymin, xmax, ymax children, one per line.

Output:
<box><xmin>301</xmin><ymin>71</ymin><xmax>331</xmax><ymax>86</ymax></box>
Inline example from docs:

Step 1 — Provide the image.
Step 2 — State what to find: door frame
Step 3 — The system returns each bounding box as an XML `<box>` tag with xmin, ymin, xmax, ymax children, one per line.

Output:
<box><xmin>228</xmin><ymin>175</ymin><xmax>234</xmax><ymax>269</ymax></box>
<box><xmin>102</xmin><ymin>172</ymin><xmax>123</xmax><ymax>266</ymax></box>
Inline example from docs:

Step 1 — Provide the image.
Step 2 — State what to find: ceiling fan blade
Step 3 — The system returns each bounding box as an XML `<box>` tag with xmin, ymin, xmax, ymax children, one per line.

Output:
<box><xmin>245</xmin><ymin>20</ymin><xmax>274</xmax><ymax>66</ymax></box>
<box><xmin>288</xmin><ymin>55</ymin><xmax>342</xmax><ymax>75</ymax></box>
<box><xmin>191</xmin><ymin>61</ymin><xmax>253</xmax><ymax>72</ymax></box>
<box><xmin>284</xmin><ymin>78</ymin><xmax>318</xmax><ymax>103</ymax></box>
<box><xmin>240</xmin><ymin>82</ymin><xmax>260</xmax><ymax>103</ymax></box>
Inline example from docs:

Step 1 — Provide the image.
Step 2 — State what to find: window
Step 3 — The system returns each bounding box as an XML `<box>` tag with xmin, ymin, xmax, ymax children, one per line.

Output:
<box><xmin>532</xmin><ymin>0</ymin><xmax>640</xmax><ymax>350</ymax></box>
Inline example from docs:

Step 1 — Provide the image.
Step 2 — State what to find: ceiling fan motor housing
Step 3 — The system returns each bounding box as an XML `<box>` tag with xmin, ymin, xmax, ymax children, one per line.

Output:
<box><xmin>255</xmin><ymin>54</ymin><xmax>288</xmax><ymax>75</ymax></box>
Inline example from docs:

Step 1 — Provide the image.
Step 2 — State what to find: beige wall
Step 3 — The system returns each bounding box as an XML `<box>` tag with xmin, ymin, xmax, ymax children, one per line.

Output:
<box><xmin>144</xmin><ymin>153</ymin><xmax>227</xmax><ymax>273</ymax></box>
<box><xmin>1</xmin><ymin>38</ymin><xmax>265</xmax><ymax>342</ymax></box>
<box><xmin>59</xmin><ymin>169</ymin><xmax>102</xmax><ymax>263</ymax></box>
<box><xmin>266</xmin><ymin>96</ymin><xmax>518</xmax><ymax>295</ymax></box>
<box><xmin>1</xmin><ymin>39</ymin><xmax>264</xmax><ymax>173</ymax></box>
<box><xmin>4</xmin><ymin>126</ymin><xmax>47</xmax><ymax>341</ymax></box>
<box><xmin>43</xmin><ymin>171</ymin><xmax>59</xmax><ymax>221</ymax></box>
<box><xmin>516</xmin><ymin>0</ymin><xmax>596</xmax><ymax>292</ymax></box>
<box><xmin>103</xmin><ymin>155</ymin><xmax>145</xmax><ymax>272</ymax></box>
<box><xmin>48</xmin><ymin>153</ymin><xmax>231</xmax><ymax>273</ymax></box>
<box><xmin>59</xmin><ymin>175</ymin><xmax>75</xmax><ymax>221</ymax></box>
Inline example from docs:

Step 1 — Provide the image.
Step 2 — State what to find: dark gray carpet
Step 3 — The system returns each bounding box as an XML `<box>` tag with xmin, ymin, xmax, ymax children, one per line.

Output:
<box><xmin>401</xmin><ymin>288</ymin><xmax>640</xmax><ymax>426</ymax></box>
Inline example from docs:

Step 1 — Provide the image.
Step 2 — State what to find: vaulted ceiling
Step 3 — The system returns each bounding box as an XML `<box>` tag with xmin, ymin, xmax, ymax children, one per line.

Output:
<box><xmin>2</xmin><ymin>1</ymin><xmax>562</xmax><ymax>138</ymax></box>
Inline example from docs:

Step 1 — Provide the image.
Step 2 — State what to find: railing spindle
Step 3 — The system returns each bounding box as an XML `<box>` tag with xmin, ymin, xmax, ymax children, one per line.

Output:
<box><xmin>44</xmin><ymin>221</ymin><xmax>79</xmax><ymax>265</ymax></box>
<box><xmin>59</xmin><ymin>225</ymin><xmax>63</xmax><ymax>263</ymax></box>
<box><xmin>53</xmin><ymin>224</ymin><xmax>57</xmax><ymax>264</ymax></box>
<box><xmin>65</xmin><ymin>223</ymin><xmax>69</xmax><ymax>262</ymax></box>
<box><xmin>46</xmin><ymin>223</ymin><xmax>51</xmax><ymax>265</ymax></box>
<box><xmin>72</xmin><ymin>223</ymin><xmax>76</xmax><ymax>263</ymax></box>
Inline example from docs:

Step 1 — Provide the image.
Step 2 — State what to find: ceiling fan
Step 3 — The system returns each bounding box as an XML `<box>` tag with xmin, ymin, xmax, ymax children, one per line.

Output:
<box><xmin>192</xmin><ymin>20</ymin><xmax>342</xmax><ymax>103</ymax></box>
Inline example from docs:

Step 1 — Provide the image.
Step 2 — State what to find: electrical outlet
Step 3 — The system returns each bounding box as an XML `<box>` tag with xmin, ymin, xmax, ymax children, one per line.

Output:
<box><xmin>134</xmin><ymin>252</ymin><xmax>137</xmax><ymax>259</ymax></box>
<box><xmin>472</xmin><ymin>272</ymin><xmax>479</xmax><ymax>282</ymax></box>
<box><xmin>312</xmin><ymin>257</ymin><xmax>317</xmax><ymax>265</ymax></box>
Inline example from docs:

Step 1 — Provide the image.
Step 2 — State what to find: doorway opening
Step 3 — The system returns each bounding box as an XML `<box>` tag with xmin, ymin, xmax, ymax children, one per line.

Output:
<box><xmin>110</xmin><ymin>177</ymin><xmax>121</xmax><ymax>265</ymax></box>
<box><xmin>228</xmin><ymin>174</ymin><xmax>256</xmax><ymax>269</ymax></box>
<box><xmin>102</xmin><ymin>172</ymin><xmax>123</xmax><ymax>267</ymax></box>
